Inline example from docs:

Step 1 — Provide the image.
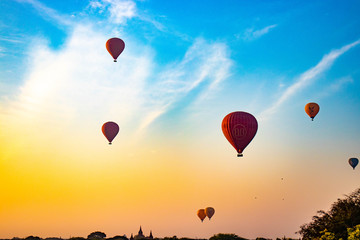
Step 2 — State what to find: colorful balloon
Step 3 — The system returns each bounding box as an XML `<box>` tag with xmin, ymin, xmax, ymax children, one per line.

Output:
<box><xmin>205</xmin><ymin>207</ymin><xmax>215</xmax><ymax>220</ymax></box>
<box><xmin>197</xmin><ymin>209</ymin><xmax>206</xmax><ymax>222</ymax></box>
<box><xmin>221</xmin><ymin>111</ymin><xmax>258</xmax><ymax>157</ymax></box>
<box><xmin>305</xmin><ymin>102</ymin><xmax>320</xmax><ymax>121</ymax></box>
<box><xmin>106</xmin><ymin>38</ymin><xmax>125</xmax><ymax>62</ymax></box>
<box><xmin>349</xmin><ymin>158</ymin><xmax>359</xmax><ymax>170</ymax></box>
<box><xmin>102</xmin><ymin>121</ymin><xmax>119</xmax><ymax>144</ymax></box>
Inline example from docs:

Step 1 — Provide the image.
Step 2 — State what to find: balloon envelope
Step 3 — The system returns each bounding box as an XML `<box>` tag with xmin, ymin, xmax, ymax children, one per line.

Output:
<box><xmin>305</xmin><ymin>102</ymin><xmax>320</xmax><ymax>121</ymax></box>
<box><xmin>102</xmin><ymin>121</ymin><xmax>119</xmax><ymax>144</ymax></box>
<box><xmin>106</xmin><ymin>38</ymin><xmax>125</xmax><ymax>62</ymax></box>
<box><xmin>197</xmin><ymin>209</ymin><xmax>206</xmax><ymax>222</ymax></box>
<box><xmin>205</xmin><ymin>207</ymin><xmax>215</xmax><ymax>220</ymax></box>
<box><xmin>221</xmin><ymin>111</ymin><xmax>258</xmax><ymax>157</ymax></box>
<box><xmin>349</xmin><ymin>158</ymin><xmax>359</xmax><ymax>170</ymax></box>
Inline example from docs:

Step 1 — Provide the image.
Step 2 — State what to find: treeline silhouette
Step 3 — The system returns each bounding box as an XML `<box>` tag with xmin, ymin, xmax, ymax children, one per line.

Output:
<box><xmin>298</xmin><ymin>187</ymin><xmax>360</xmax><ymax>239</ymax></box>
<box><xmin>0</xmin><ymin>233</ymin><xmax>297</xmax><ymax>240</ymax></box>
<box><xmin>4</xmin><ymin>188</ymin><xmax>360</xmax><ymax>240</ymax></box>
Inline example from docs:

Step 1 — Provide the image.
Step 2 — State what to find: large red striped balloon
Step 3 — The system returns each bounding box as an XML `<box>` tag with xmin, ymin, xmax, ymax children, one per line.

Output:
<box><xmin>102</xmin><ymin>121</ymin><xmax>119</xmax><ymax>145</ymax></box>
<box><xmin>221</xmin><ymin>111</ymin><xmax>258</xmax><ymax>157</ymax></box>
<box><xmin>106</xmin><ymin>38</ymin><xmax>125</xmax><ymax>62</ymax></box>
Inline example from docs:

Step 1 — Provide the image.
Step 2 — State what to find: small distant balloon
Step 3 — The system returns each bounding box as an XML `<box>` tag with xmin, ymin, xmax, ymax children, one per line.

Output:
<box><xmin>349</xmin><ymin>158</ymin><xmax>359</xmax><ymax>170</ymax></box>
<box><xmin>221</xmin><ymin>111</ymin><xmax>258</xmax><ymax>157</ymax></box>
<box><xmin>106</xmin><ymin>38</ymin><xmax>125</xmax><ymax>62</ymax></box>
<box><xmin>305</xmin><ymin>102</ymin><xmax>320</xmax><ymax>121</ymax></box>
<box><xmin>205</xmin><ymin>207</ymin><xmax>215</xmax><ymax>220</ymax></box>
<box><xmin>102</xmin><ymin>121</ymin><xmax>119</xmax><ymax>145</ymax></box>
<box><xmin>197</xmin><ymin>209</ymin><xmax>206</xmax><ymax>222</ymax></box>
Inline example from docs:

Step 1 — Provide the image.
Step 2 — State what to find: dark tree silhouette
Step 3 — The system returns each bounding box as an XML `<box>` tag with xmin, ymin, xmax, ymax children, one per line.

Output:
<box><xmin>25</xmin><ymin>236</ymin><xmax>42</xmax><ymax>240</ymax></box>
<box><xmin>69</xmin><ymin>237</ymin><xmax>86</xmax><ymax>240</ymax></box>
<box><xmin>87</xmin><ymin>232</ymin><xmax>106</xmax><ymax>239</ymax></box>
<box><xmin>209</xmin><ymin>233</ymin><xmax>248</xmax><ymax>240</ymax></box>
<box><xmin>298</xmin><ymin>188</ymin><xmax>360</xmax><ymax>240</ymax></box>
<box><xmin>107</xmin><ymin>236</ymin><xmax>128</xmax><ymax>240</ymax></box>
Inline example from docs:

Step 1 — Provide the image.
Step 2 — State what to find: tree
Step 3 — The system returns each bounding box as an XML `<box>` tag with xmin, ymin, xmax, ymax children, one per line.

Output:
<box><xmin>209</xmin><ymin>233</ymin><xmax>248</xmax><ymax>240</ymax></box>
<box><xmin>347</xmin><ymin>224</ymin><xmax>360</xmax><ymax>240</ymax></box>
<box><xmin>25</xmin><ymin>236</ymin><xmax>41</xmax><ymax>240</ymax></box>
<box><xmin>87</xmin><ymin>232</ymin><xmax>106</xmax><ymax>239</ymax></box>
<box><xmin>298</xmin><ymin>188</ymin><xmax>360</xmax><ymax>240</ymax></box>
<box><xmin>107</xmin><ymin>236</ymin><xmax>128</xmax><ymax>240</ymax></box>
<box><xmin>319</xmin><ymin>229</ymin><xmax>336</xmax><ymax>240</ymax></box>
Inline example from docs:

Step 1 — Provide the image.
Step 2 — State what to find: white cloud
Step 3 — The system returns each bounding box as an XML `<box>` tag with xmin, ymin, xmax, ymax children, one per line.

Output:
<box><xmin>259</xmin><ymin>39</ymin><xmax>360</xmax><ymax>120</ymax></box>
<box><xmin>14</xmin><ymin>0</ymin><xmax>73</xmax><ymax>26</ymax></box>
<box><xmin>317</xmin><ymin>76</ymin><xmax>354</xmax><ymax>99</ymax></box>
<box><xmin>0</xmin><ymin>26</ymin><xmax>232</xmax><ymax>143</ymax></box>
<box><xmin>0</xmin><ymin>37</ymin><xmax>25</xmax><ymax>44</ymax></box>
<box><xmin>89</xmin><ymin>0</ymin><xmax>137</xmax><ymax>24</ymax></box>
<box><xmin>134</xmin><ymin>38</ymin><xmax>232</xmax><ymax>135</ymax></box>
<box><xmin>239</xmin><ymin>24</ymin><xmax>277</xmax><ymax>41</ymax></box>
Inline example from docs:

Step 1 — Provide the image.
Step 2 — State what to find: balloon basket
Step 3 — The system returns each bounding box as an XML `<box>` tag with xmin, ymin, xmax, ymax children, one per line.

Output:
<box><xmin>114</xmin><ymin>59</ymin><xmax>117</xmax><ymax>62</ymax></box>
<box><xmin>237</xmin><ymin>153</ymin><xmax>243</xmax><ymax>157</ymax></box>
<box><xmin>109</xmin><ymin>142</ymin><xmax>112</xmax><ymax>145</ymax></box>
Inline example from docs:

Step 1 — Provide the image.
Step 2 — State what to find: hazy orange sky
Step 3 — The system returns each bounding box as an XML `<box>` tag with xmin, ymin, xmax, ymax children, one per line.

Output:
<box><xmin>1</xmin><ymin>0</ymin><xmax>360</xmax><ymax>239</ymax></box>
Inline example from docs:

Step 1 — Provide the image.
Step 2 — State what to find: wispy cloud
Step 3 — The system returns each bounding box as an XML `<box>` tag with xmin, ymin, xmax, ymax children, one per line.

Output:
<box><xmin>0</xmin><ymin>37</ymin><xmax>25</xmax><ymax>43</ymax></box>
<box><xmin>317</xmin><ymin>76</ymin><xmax>354</xmax><ymax>99</ymax></box>
<box><xmin>0</xmin><ymin>26</ymin><xmax>231</xmax><ymax>142</ymax></box>
<box><xmin>14</xmin><ymin>0</ymin><xmax>73</xmax><ymax>26</ymax></box>
<box><xmin>238</xmin><ymin>24</ymin><xmax>277</xmax><ymax>41</ymax></box>
<box><xmin>3</xmin><ymin>0</ymin><xmax>231</xmax><ymax>141</ymax></box>
<box><xmin>134</xmin><ymin>38</ymin><xmax>232</xmax><ymax>134</ymax></box>
<box><xmin>88</xmin><ymin>0</ymin><xmax>168</xmax><ymax>32</ymax></box>
<box><xmin>89</xmin><ymin>0</ymin><xmax>137</xmax><ymax>24</ymax></box>
<box><xmin>259</xmin><ymin>39</ymin><xmax>360</xmax><ymax>120</ymax></box>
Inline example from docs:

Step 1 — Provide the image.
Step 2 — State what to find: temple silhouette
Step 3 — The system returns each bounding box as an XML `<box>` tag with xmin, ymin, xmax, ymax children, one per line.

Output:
<box><xmin>130</xmin><ymin>226</ymin><xmax>153</xmax><ymax>240</ymax></box>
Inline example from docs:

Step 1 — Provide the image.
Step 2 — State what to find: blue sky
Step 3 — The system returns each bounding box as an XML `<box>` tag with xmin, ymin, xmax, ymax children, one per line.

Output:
<box><xmin>1</xmin><ymin>0</ymin><xmax>360</xmax><ymax>239</ymax></box>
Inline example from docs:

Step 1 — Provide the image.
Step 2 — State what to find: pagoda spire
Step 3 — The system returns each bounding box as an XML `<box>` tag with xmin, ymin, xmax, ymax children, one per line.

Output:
<box><xmin>149</xmin><ymin>231</ymin><xmax>153</xmax><ymax>239</ymax></box>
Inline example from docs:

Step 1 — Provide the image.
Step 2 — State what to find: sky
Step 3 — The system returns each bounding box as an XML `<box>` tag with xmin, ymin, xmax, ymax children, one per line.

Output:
<box><xmin>1</xmin><ymin>0</ymin><xmax>360</xmax><ymax>239</ymax></box>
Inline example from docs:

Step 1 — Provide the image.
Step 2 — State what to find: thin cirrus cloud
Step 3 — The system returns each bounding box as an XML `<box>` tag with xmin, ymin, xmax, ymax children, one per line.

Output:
<box><xmin>0</xmin><ymin>2</ymin><xmax>232</xmax><ymax>141</ymax></box>
<box><xmin>89</xmin><ymin>0</ymin><xmax>137</xmax><ymax>24</ymax></box>
<box><xmin>89</xmin><ymin>0</ymin><xmax>167</xmax><ymax>33</ymax></box>
<box><xmin>316</xmin><ymin>76</ymin><xmax>354</xmax><ymax>99</ymax></box>
<box><xmin>135</xmin><ymin>38</ymin><xmax>232</xmax><ymax>135</ymax></box>
<box><xmin>259</xmin><ymin>39</ymin><xmax>360</xmax><ymax>121</ymax></box>
<box><xmin>14</xmin><ymin>0</ymin><xmax>73</xmax><ymax>26</ymax></box>
<box><xmin>238</xmin><ymin>24</ymin><xmax>278</xmax><ymax>41</ymax></box>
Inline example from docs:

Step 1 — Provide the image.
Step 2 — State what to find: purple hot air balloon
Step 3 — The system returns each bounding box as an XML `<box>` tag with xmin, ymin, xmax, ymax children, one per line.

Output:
<box><xmin>102</xmin><ymin>121</ymin><xmax>119</xmax><ymax>144</ymax></box>
<box><xmin>106</xmin><ymin>38</ymin><xmax>125</xmax><ymax>62</ymax></box>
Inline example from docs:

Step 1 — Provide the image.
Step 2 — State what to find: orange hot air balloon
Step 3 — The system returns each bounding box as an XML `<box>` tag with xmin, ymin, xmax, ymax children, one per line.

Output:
<box><xmin>197</xmin><ymin>209</ymin><xmax>206</xmax><ymax>222</ymax></box>
<box><xmin>305</xmin><ymin>102</ymin><xmax>319</xmax><ymax>121</ymax></box>
<box><xmin>106</xmin><ymin>38</ymin><xmax>125</xmax><ymax>62</ymax></box>
<box><xmin>205</xmin><ymin>207</ymin><xmax>215</xmax><ymax>220</ymax></box>
<box><xmin>102</xmin><ymin>121</ymin><xmax>119</xmax><ymax>144</ymax></box>
<box><xmin>221</xmin><ymin>111</ymin><xmax>258</xmax><ymax>157</ymax></box>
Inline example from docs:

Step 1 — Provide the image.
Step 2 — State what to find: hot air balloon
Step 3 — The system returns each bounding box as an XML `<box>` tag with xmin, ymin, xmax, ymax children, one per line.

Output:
<box><xmin>221</xmin><ymin>111</ymin><xmax>258</xmax><ymax>157</ymax></box>
<box><xmin>106</xmin><ymin>38</ymin><xmax>125</xmax><ymax>62</ymax></box>
<box><xmin>102</xmin><ymin>121</ymin><xmax>119</xmax><ymax>144</ymax></box>
<box><xmin>197</xmin><ymin>209</ymin><xmax>206</xmax><ymax>222</ymax></box>
<box><xmin>305</xmin><ymin>102</ymin><xmax>319</xmax><ymax>121</ymax></box>
<box><xmin>349</xmin><ymin>158</ymin><xmax>359</xmax><ymax>170</ymax></box>
<box><xmin>205</xmin><ymin>207</ymin><xmax>215</xmax><ymax>220</ymax></box>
